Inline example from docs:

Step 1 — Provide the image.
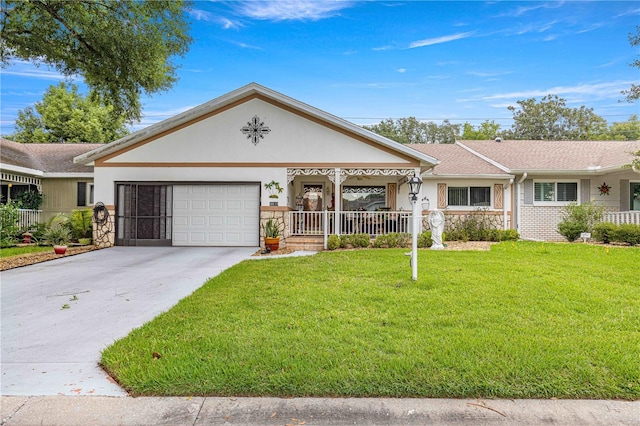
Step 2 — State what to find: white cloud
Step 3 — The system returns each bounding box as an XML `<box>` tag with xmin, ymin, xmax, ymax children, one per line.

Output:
<box><xmin>1</xmin><ymin>62</ymin><xmax>67</xmax><ymax>81</ymax></box>
<box><xmin>234</xmin><ymin>1</ymin><xmax>354</xmax><ymax>21</ymax></box>
<box><xmin>189</xmin><ymin>9</ymin><xmax>243</xmax><ymax>29</ymax></box>
<box><xmin>466</xmin><ymin>71</ymin><xmax>512</xmax><ymax>78</ymax></box>
<box><xmin>408</xmin><ymin>32</ymin><xmax>475</xmax><ymax>49</ymax></box>
<box><xmin>397</xmin><ymin>68</ymin><xmax>406</xmax><ymax>74</ymax></box>
<box><xmin>481</xmin><ymin>81</ymin><xmax>635</xmax><ymax>101</ymax></box>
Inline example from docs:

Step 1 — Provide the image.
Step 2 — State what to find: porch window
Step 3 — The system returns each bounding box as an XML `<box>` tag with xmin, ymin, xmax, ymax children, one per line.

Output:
<box><xmin>448</xmin><ymin>186</ymin><xmax>490</xmax><ymax>207</ymax></box>
<box><xmin>342</xmin><ymin>186</ymin><xmax>386</xmax><ymax>211</ymax></box>
<box><xmin>534</xmin><ymin>181</ymin><xmax>577</xmax><ymax>202</ymax></box>
<box><xmin>632</xmin><ymin>183</ymin><xmax>640</xmax><ymax>211</ymax></box>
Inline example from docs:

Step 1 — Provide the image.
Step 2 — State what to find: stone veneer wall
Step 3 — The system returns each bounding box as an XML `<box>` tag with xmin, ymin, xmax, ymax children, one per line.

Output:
<box><xmin>421</xmin><ymin>210</ymin><xmax>506</xmax><ymax>232</ymax></box>
<box><xmin>93</xmin><ymin>206</ymin><xmax>116</xmax><ymax>248</ymax></box>
<box><xmin>260</xmin><ymin>207</ymin><xmax>288</xmax><ymax>249</ymax></box>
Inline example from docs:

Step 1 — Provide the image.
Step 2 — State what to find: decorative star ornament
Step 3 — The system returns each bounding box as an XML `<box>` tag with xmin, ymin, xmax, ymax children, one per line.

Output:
<box><xmin>241</xmin><ymin>115</ymin><xmax>271</xmax><ymax>146</ymax></box>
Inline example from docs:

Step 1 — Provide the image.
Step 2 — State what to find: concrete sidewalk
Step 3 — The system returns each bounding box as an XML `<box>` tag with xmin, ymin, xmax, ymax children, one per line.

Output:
<box><xmin>1</xmin><ymin>396</ymin><xmax>638</xmax><ymax>425</ymax></box>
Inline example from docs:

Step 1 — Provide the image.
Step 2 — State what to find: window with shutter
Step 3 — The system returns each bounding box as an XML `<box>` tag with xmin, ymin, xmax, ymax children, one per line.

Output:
<box><xmin>77</xmin><ymin>182</ymin><xmax>87</xmax><ymax>206</ymax></box>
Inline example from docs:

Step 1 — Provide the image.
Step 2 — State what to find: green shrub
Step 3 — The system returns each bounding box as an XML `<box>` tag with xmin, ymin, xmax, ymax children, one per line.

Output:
<box><xmin>67</xmin><ymin>208</ymin><xmax>93</xmax><ymax>240</ymax></box>
<box><xmin>0</xmin><ymin>203</ymin><xmax>20</xmax><ymax>246</ymax></box>
<box><xmin>352</xmin><ymin>233</ymin><xmax>371</xmax><ymax>248</ymax></box>
<box><xmin>557</xmin><ymin>221</ymin><xmax>587</xmax><ymax>242</ymax></box>
<box><xmin>373</xmin><ymin>233</ymin><xmax>410</xmax><ymax>248</ymax></box>
<box><xmin>417</xmin><ymin>231</ymin><xmax>433</xmax><ymax>248</ymax></box>
<box><xmin>593</xmin><ymin>222</ymin><xmax>617</xmax><ymax>244</ymax></box>
<box><xmin>327</xmin><ymin>234</ymin><xmax>340</xmax><ymax>250</ymax></box>
<box><xmin>338</xmin><ymin>233</ymin><xmax>371</xmax><ymax>248</ymax></box>
<box><xmin>613</xmin><ymin>224</ymin><xmax>640</xmax><ymax>245</ymax></box>
<box><xmin>557</xmin><ymin>202</ymin><xmax>604</xmax><ymax>242</ymax></box>
<box><xmin>498</xmin><ymin>229</ymin><xmax>520</xmax><ymax>241</ymax></box>
<box><xmin>14</xmin><ymin>190</ymin><xmax>43</xmax><ymax>210</ymax></box>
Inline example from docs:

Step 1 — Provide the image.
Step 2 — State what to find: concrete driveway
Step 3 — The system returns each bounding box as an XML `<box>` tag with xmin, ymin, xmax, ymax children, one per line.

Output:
<box><xmin>1</xmin><ymin>246</ymin><xmax>256</xmax><ymax>396</ymax></box>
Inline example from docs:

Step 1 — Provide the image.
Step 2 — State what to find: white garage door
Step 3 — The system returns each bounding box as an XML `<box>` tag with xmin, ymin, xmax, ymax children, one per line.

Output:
<box><xmin>172</xmin><ymin>184</ymin><xmax>260</xmax><ymax>246</ymax></box>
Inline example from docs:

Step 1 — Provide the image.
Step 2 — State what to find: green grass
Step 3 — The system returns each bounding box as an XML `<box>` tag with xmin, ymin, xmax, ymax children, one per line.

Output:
<box><xmin>101</xmin><ymin>242</ymin><xmax>640</xmax><ymax>399</ymax></box>
<box><xmin>0</xmin><ymin>245</ymin><xmax>51</xmax><ymax>258</ymax></box>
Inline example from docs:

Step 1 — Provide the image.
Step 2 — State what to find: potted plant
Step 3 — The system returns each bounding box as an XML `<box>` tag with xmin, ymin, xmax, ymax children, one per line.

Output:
<box><xmin>44</xmin><ymin>224</ymin><xmax>72</xmax><ymax>255</ymax></box>
<box><xmin>262</xmin><ymin>218</ymin><xmax>280</xmax><ymax>251</ymax></box>
<box><xmin>264</xmin><ymin>180</ymin><xmax>283</xmax><ymax>206</ymax></box>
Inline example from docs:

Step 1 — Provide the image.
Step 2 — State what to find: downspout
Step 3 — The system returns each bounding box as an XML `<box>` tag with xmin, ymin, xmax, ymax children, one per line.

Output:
<box><xmin>503</xmin><ymin>178</ymin><xmax>514</xmax><ymax>230</ymax></box>
<box><xmin>516</xmin><ymin>173</ymin><xmax>528</xmax><ymax>233</ymax></box>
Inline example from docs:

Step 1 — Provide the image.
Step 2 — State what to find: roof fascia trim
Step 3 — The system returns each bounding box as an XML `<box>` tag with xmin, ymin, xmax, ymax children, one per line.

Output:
<box><xmin>0</xmin><ymin>163</ymin><xmax>44</xmax><ymax>177</ymax></box>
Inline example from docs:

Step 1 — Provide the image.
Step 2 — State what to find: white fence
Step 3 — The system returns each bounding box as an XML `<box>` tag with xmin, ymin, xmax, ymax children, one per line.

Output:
<box><xmin>17</xmin><ymin>209</ymin><xmax>41</xmax><ymax>229</ymax></box>
<box><xmin>603</xmin><ymin>211</ymin><xmax>640</xmax><ymax>225</ymax></box>
<box><xmin>289</xmin><ymin>210</ymin><xmax>412</xmax><ymax>237</ymax></box>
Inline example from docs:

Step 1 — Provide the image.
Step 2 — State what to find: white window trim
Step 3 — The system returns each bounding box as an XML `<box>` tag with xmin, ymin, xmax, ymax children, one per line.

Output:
<box><xmin>446</xmin><ymin>185</ymin><xmax>493</xmax><ymax>210</ymax></box>
<box><xmin>533</xmin><ymin>179</ymin><xmax>579</xmax><ymax>206</ymax></box>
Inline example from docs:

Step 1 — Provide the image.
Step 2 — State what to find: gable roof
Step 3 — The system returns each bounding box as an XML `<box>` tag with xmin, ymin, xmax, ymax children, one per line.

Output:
<box><xmin>1</xmin><ymin>138</ymin><xmax>101</xmax><ymax>176</ymax></box>
<box><xmin>74</xmin><ymin>83</ymin><xmax>439</xmax><ymax>168</ymax></box>
<box><xmin>458</xmin><ymin>140</ymin><xmax>640</xmax><ymax>175</ymax></box>
<box><xmin>409</xmin><ymin>143</ymin><xmax>512</xmax><ymax>178</ymax></box>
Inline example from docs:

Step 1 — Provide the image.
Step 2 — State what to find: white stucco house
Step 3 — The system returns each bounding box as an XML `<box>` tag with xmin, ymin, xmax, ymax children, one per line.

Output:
<box><xmin>74</xmin><ymin>83</ymin><xmax>439</xmax><ymax>248</ymax></box>
<box><xmin>74</xmin><ymin>83</ymin><xmax>640</xmax><ymax>248</ymax></box>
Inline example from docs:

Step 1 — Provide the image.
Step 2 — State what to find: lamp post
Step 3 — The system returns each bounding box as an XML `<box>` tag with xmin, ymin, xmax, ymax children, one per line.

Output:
<box><xmin>407</xmin><ymin>175</ymin><xmax>422</xmax><ymax>281</ymax></box>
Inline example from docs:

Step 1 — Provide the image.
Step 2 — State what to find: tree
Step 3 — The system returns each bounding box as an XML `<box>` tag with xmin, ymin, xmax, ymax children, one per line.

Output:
<box><xmin>1</xmin><ymin>0</ymin><xmax>192</xmax><ymax>122</ymax></box>
<box><xmin>363</xmin><ymin>117</ymin><xmax>460</xmax><ymax>144</ymax></box>
<box><xmin>505</xmin><ymin>95</ymin><xmax>607</xmax><ymax>140</ymax></box>
<box><xmin>603</xmin><ymin>115</ymin><xmax>640</xmax><ymax>141</ymax></box>
<box><xmin>623</xmin><ymin>26</ymin><xmax>639</xmax><ymax>103</ymax></box>
<box><xmin>10</xmin><ymin>82</ymin><xmax>129</xmax><ymax>143</ymax></box>
<box><xmin>460</xmin><ymin>120</ymin><xmax>502</xmax><ymax>140</ymax></box>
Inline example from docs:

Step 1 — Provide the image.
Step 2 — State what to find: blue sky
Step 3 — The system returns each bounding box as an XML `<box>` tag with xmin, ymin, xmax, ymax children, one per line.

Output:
<box><xmin>1</xmin><ymin>1</ymin><xmax>639</xmax><ymax>137</ymax></box>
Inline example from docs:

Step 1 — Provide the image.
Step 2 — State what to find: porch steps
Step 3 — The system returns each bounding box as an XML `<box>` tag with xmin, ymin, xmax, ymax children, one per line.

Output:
<box><xmin>286</xmin><ymin>236</ymin><xmax>324</xmax><ymax>251</ymax></box>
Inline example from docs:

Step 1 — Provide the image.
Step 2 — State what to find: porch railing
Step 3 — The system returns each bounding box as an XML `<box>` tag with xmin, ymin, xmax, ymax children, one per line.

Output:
<box><xmin>17</xmin><ymin>209</ymin><xmax>41</xmax><ymax>229</ymax></box>
<box><xmin>288</xmin><ymin>210</ymin><xmax>412</xmax><ymax>237</ymax></box>
<box><xmin>603</xmin><ymin>211</ymin><xmax>640</xmax><ymax>225</ymax></box>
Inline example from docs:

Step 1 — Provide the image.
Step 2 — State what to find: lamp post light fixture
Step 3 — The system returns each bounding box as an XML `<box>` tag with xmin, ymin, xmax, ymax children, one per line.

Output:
<box><xmin>407</xmin><ymin>175</ymin><xmax>422</xmax><ymax>281</ymax></box>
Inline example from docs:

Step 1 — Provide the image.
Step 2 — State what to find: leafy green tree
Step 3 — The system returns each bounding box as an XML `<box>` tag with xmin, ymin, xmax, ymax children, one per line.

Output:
<box><xmin>1</xmin><ymin>0</ymin><xmax>192</xmax><ymax>121</ymax></box>
<box><xmin>364</xmin><ymin>117</ymin><xmax>460</xmax><ymax>144</ymax></box>
<box><xmin>623</xmin><ymin>26</ymin><xmax>639</xmax><ymax>103</ymax></box>
<box><xmin>505</xmin><ymin>95</ymin><xmax>607</xmax><ymax>140</ymax></box>
<box><xmin>460</xmin><ymin>120</ymin><xmax>502</xmax><ymax>140</ymax></box>
<box><xmin>10</xmin><ymin>83</ymin><xmax>129</xmax><ymax>143</ymax></box>
<box><xmin>601</xmin><ymin>115</ymin><xmax>640</xmax><ymax>141</ymax></box>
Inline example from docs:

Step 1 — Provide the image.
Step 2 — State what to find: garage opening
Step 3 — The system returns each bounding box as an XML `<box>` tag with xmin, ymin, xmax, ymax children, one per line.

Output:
<box><xmin>116</xmin><ymin>184</ymin><xmax>172</xmax><ymax>246</ymax></box>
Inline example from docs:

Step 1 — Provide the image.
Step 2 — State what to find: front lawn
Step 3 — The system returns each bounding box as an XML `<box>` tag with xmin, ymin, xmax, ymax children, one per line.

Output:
<box><xmin>0</xmin><ymin>245</ymin><xmax>52</xmax><ymax>258</ymax></box>
<box><xmin>101</xmin><ymin>242</ymin><xmax>640</xmax><ymax>399</ymax></box>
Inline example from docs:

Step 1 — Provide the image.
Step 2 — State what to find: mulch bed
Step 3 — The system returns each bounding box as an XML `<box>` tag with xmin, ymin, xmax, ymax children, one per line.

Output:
<box><xmin>0</xmin><ymin>245</ymin><xmax>100</xmax><ymax>271</ymax></box>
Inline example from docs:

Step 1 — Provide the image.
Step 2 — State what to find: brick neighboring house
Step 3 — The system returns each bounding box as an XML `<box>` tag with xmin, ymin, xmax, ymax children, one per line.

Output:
<box><xmin>0</xmin><ymin>138</ymin><xmax>102</xmax><ymax>223</ymax></box>
<box><xmin>411</xmin><ymin>139</ymin><xmax>640</xmax><ymax>241</ymax></box>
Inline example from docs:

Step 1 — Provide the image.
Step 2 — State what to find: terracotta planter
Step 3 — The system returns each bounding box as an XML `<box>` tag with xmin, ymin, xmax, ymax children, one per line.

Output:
<box><xmin>264</xmin><ymin>237</ymin><xmax>280</xmax><ymax>251</ymax></box>
<box><xmin>53</xmin><ymin>245</ymin><xmax>67</xmax><ymax>255</ymax></box>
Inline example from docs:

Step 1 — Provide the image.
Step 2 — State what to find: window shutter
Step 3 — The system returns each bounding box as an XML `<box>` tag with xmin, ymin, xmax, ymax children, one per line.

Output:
<box><xmin>494</xmin><ymin>184</ymin><xmax>503</xmax><ymax>209</ymax></box>
<box><xmin>620</xmin><ymin>180</ymin><xmax>630</xmax><ymax>211</ymax></box>
<box><xmin>387</xmin><ymin>183</ymin><xmax>397</xmax><ymax>210</ymax></box>
<box><xmin>437</xmin><ymin>183</ymin><xmax>447</xmax><ymax>209</ymax></box>
<box><xmin>77</xmin><ymin>182</ymin><xmax>87</xmax><ymax>206</ymax></box>
<box><xmin>524</xmin><ymin>179</ymin><xmax>533</xmax><ymax>205</ymax></box>
<box><xmin>580</xmin><ymin>179</ymin><xmax>590</xmax><ymax>203</ymax></box>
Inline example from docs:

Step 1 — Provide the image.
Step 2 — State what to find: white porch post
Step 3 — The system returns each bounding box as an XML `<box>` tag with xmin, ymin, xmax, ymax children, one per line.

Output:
<box><xmin>334</xmin><ymin>168</ymin><xmax>341</xmax><ymax>235</ymax></box>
